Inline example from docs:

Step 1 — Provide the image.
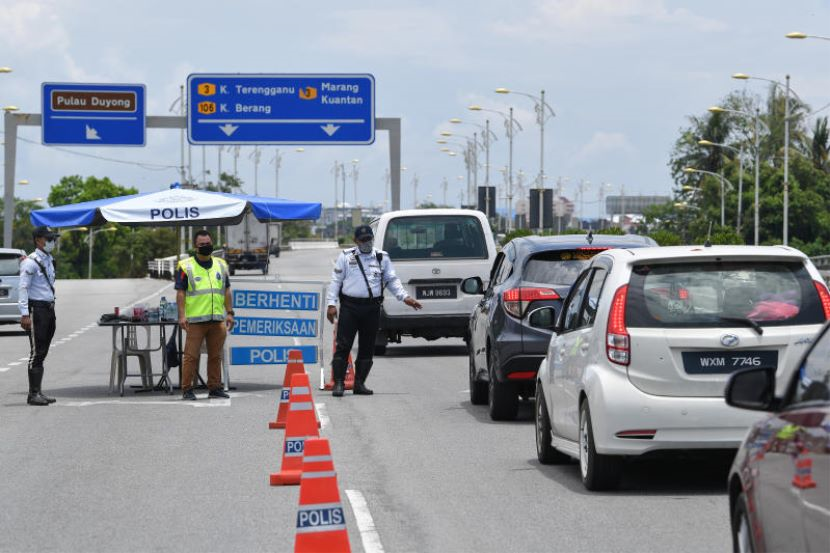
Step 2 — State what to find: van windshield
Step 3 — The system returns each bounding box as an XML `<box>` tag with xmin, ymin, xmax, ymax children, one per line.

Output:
<box><xmin>0</xmin><ymin>253</ymin><xmax>21</xmax><ymax>276</ymax></box>
<box><xmin>626</xmin><ymin>260</ymin><xmax>824</xmax><ymax>328</ymax></box>
<box><xmin>383</xmin><ymin>215</ymin><xmax>487</xmax><ymax>260</ymax></box>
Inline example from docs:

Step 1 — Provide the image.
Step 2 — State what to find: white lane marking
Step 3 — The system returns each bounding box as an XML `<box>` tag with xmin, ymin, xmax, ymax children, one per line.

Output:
<box><xmin>460</xmin><ymin>389</ymin><xmax>469</xmax><ymax>394</ymax></box>
<box><xmin>345</xmin><ymin>489</ymin><xmax>384</xmax><ymax>553</ymax></box>
<box><xmin>0</xmin><ymin>367</ymin><xmax>10</xmax><ymax>373</ymax></box>
<box><xmin>8</xmin><ymin>362</ymin><xmax>21</xmax><ymax>366</ymax></box>
<box><xmin>128</xmin><ymin>283</ymin><xmax>174</xmax><ymax>309</ymax></box>
<box><xmin>61</xmin><ymin>398</ymin><xmax>231</xmax><ymax>408</ymax></box>
<box><xmin>315</xmin><ymin>402</ymin><xmax>330</xmax><ymax>429</ymax></box>
<box><xmin>18</xmin><ymin>357</ymin><xmax>29</xmax><ymax>361</ymax></box>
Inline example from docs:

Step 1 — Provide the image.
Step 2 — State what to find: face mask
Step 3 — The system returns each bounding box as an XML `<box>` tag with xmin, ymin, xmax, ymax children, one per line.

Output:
<box><xmin>357</xmin><ymin>240</ymin><xmax>373</xmax><ymax>254</ymax></box>
<box><xmin>197</xmin><ymin>244</ymin><xmax>213</xmax><ymax>256</ymax></box>
<box><xmin>43</xmin><ymin>241</ymin><xmax>56</xmax><ymax>253</ymax></box>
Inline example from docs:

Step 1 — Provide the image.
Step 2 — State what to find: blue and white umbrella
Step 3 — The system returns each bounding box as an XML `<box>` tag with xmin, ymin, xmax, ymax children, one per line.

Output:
<box><xmin>30</xmin><ymin>188</ymin><xmax>321</xmax><ymax>228</ymax></box>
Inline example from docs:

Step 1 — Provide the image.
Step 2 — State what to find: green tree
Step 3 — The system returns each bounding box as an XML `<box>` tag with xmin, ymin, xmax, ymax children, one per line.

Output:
<box><xmin>48</xmin><ymin>175</ymin><xmax>137</xmax><ymax>207</ymax></box>
<box><xmin>0</xmin><ymin>198</ymin><xmax>45</xmax><ymax>251</ymax></box>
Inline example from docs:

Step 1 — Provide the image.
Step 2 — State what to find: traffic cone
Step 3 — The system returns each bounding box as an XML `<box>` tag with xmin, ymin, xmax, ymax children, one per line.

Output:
<box><xmin>270</xmin><ymin>372</ymin><xmax>320</xmax><ymax>486</ymax></box>
<box><xmin>269</xmin><ymin>350</ymin><xmax>307</xmax><ymax>430</ymax></box>
<box><xmin>792</xmin><ymin>450</ymin><xmax>817</xmax><ymax>489</ymax></box>
<box><xmin>294</xmin><ymin>437</ymin><xmax>351</xmax><ymax>553</ymax></box>
<box><xmin>325</xmin><ymin>322</ymin><xmax>355</xmax><ymax>391</ymax></box>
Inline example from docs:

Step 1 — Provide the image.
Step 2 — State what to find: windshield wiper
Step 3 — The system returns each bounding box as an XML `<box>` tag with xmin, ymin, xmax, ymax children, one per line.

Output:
<box><xmin>719</xmin><ymin>316</ymin><xmax>763</xmax><ymax>336</ymax></box>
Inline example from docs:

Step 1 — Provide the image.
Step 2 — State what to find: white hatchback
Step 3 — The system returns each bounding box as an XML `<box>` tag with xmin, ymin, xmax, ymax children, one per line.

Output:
<box><xmin>0</xmin><ymin>248</ymin><xmax>26</xmax><ymax>325</ymax></box>
<box><xmin>534</xmin><ymin>245</ymin><xmax>830</xmax><ymax>490</ymax></box>
<box><xmin>370</xmin><ymin>209</ymin><xmax>497</xmax><ymax>354</ymax></box>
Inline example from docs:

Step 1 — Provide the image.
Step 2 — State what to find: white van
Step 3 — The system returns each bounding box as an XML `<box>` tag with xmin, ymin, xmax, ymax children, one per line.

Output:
<box><xmin>370</xmin><ymin>209</ymin><xmax>497</xmax><ymax>354</ymax></box>
<box><xmin>0</xmin><ymin>248</ymin><xmax>26</xmax><ymax>325</ymax></box>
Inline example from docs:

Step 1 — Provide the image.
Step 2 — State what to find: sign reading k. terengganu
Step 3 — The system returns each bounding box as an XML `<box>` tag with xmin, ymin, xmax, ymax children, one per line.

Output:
<box><xmin>228</xmin><ymin>280</ymin><xmax>324</xmax><ymax>369</ymax></box>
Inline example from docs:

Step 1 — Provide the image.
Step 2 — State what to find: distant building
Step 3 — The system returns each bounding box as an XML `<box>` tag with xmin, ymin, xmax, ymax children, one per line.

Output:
<box><xmin>606</xmin><ymin>195</ymin><xmax>670</xmax><ymax>216</ymax></box>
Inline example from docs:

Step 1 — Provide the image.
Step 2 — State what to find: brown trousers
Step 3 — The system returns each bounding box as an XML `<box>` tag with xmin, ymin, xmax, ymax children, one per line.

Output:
<box><xmin>182</xmin><ymin>321</ymin><xmax>226</xmax><ymax>392</ymax></box>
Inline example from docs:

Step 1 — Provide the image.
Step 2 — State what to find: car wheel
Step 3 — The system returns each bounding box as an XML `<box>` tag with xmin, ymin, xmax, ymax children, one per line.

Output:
<box><xmin>535</xmin><ymin>381</ymin><xmax>570</xmax><ymax>464</ymax></box>
<box><xmin>469</xmin><ymin>347</ymin><xmax>487</xmax><ymax>405</ymax></box>
<box><xmin>488</xmin><ymin>347</ymin><xmax>518</xmax><ymax>420</ymax></box>
<box><xmin>731</xmin><ymin>492</ymin><xmax>755</xmax><ymax>553</ymax></box>
<box><xmin>578</xmin><ymin>401</ymin><xmax>622</xmax><ymax>491</ymax></box>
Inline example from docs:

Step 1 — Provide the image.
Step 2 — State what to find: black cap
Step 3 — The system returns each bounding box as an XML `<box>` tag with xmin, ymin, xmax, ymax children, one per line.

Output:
<box><xmin>354</xmin><ymin>225</ymin><xmax>373</xmax><ymax>240</ymax></box>
<box><xmin>32</xmin><ymin>226</ymin><xmax>59</xmax><ymax>240</ymax></box>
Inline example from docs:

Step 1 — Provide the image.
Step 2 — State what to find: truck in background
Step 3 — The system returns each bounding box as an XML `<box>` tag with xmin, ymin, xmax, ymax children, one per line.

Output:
<box><xmin>224</xmin><ymin>213</ymin><xmax>273</xmax><ymax>275</ymax></box>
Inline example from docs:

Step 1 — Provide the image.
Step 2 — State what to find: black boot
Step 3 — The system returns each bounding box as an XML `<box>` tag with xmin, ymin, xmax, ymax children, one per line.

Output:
<box><xmin>354</xmin><ymin>361</ymin><xmax>374</xmax><ymax>395</ymax></box>
<box><xmin>27</xmin><ymin>368</ymin><xmax>49</xmax><ymax>406</ymax></box>
<box><xmin>332</xmin><ymin>380</ymin><xmax>345</xmax><ymax>397</ymax></box>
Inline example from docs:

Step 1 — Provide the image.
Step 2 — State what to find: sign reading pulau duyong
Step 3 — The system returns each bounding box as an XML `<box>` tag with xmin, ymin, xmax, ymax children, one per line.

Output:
<box><xmin>186</xmin><ymin>73</ymin><xmax>375</xmax><ymax>145</ymax></box>
<box><xmin>228</xmin><ymin>282</ymin><xmax>325</xmax><ymax>369</ymax></box>
<box><xmin>41</xmin><ymin>82</ymin><xmax>146</xmax><ymax>146</ymax></box>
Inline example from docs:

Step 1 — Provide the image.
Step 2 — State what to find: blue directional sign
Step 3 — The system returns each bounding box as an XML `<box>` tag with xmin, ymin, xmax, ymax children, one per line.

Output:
<box><xmin>187</xmin><ymin>73</ymin><xmax>374</xmax><ymax>145</ymax></box>
<box><xmin>41</xmin><ymin>83</ymin><xmax>146</xmax><ymax>146</ymax></box>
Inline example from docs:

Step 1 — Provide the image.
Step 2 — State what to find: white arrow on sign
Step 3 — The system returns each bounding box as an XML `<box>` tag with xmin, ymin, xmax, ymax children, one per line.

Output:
<box><xmin>85</xmin><ymin>124</ymin><xmax>101</xmax><ymax>140</ymax></box>
<box><xmin>321</xmin><ymin>124</ymin><xmax>340</xmax><ymax>137</ymax></box>
<box><xmin>219</xmin><ymin>124</ymin><xmax>239</xmax><ymax>136</ymax></box>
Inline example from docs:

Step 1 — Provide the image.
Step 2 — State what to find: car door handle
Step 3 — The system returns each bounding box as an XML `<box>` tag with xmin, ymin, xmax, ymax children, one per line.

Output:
<box><xmin>580</xmin><ymin>342</ymin><xmax>590</xmax><ymax>354</ymax></box>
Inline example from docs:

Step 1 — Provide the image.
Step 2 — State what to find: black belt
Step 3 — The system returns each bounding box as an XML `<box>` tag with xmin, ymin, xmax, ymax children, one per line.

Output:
<box><xmin>29</xmin><ymin>300</ymin><xmax>55</xmax><ymax>309</ymax></box>
<box><xmin>340</xmin><ymin>294</ymin><xmax>383</xmax><ymax>306</ymax></box>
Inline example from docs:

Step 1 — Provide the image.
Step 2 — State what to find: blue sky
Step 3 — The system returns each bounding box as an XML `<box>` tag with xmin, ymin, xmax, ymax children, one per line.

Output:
<box><xmin>2</xmin><ymin>0</ymin><xmax>829</xmax><ymax>218</ymax></box>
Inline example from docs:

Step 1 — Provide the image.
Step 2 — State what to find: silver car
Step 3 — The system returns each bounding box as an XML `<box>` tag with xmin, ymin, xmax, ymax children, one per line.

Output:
<box><xmin>0</xmin><ymin>248</ymin><xmax>27</xmax><ymax>325</ymax></box>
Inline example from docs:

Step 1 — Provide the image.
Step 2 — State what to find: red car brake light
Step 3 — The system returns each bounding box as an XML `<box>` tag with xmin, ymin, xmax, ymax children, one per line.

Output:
<box><xmin>503</xmin><ymin>287</ymin><xmax>560</xmax><ymax>318</ymax></box>
<box><xmin>606</xmin><ymin>284</ymin><xmax>630</xmax><ymax>365</ymax></box>
<box><xmin>814</xmin><ymin>280</ymin><xmax>830</xmax><ymax>320</ymax></box>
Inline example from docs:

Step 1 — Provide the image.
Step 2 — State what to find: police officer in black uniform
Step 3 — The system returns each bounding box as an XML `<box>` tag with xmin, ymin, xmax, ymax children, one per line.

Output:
<box><xmin>18</xmin><ymin>226</ymin><xmax>60</xmax><ymax>406</ymax></box>
<box><xmin>326</xmin><ymin>225</ymin><xmax>422</xmax><ymax>397</ymax></box>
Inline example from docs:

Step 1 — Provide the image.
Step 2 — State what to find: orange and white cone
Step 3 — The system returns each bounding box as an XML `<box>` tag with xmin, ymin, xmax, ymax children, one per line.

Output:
<box><xmin>294</xmin><ymin>437</ymin><xmax>351</xmax><ymax>553</ymax></box>
<box><xmin>269</xmin><ymin>349</ymin><xmax>307</xmax><ymax>430</ymax></box>
<box><xmin>270</xmin><ymin>372</ymin><xmax>320</xmax><ymax>486</ymax></box>
<box><xmin>792</xmin><ymin>450</ymin><xmax>817</xmax><ymax>489</ymax></box>
<box><xmin>325</xmin><ymin>322</ymin><xmax>355</xmax><ymax>391</ymax></box>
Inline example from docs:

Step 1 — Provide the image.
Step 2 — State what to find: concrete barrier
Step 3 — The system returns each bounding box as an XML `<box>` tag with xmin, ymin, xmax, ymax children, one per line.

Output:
<box><xmin>288</xmin><ymin>241</ymin><xmax>339</xmax><ymax>250</ymax></box>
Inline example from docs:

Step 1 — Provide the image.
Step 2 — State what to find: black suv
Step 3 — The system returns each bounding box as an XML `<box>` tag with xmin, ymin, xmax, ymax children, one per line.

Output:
<box><xmin>463</xmin><ymin>233</ymin><xmax>656</xmax><ymax>420</ymax></box>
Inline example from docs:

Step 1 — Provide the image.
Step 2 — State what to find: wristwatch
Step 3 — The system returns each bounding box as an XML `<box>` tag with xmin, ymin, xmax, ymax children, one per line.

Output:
<box><xmin>227</xmin><ymin>310</ymin><xmax>235</xmax><ymax>316</ymax></box>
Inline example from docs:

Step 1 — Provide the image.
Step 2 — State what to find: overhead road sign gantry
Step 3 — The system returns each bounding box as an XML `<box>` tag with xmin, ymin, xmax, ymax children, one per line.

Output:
<box><xmin>41</xmin><ymin>82</ymin><xmax>146</xmax><ymax>146</ymax></box>
<box><xmin>187</xmin><ymin>73</ymin><xmax>375</xmax><ymax>145</ymax></box>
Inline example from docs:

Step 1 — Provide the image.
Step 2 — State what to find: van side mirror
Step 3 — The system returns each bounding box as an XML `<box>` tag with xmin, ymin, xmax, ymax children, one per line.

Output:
<box><xmin>724</xmin><ymin>367</ymin><xmax>778</xmax><ymax>411</ymax></box>
<box><xmin>461</xmin><ymin>276</ymin><xmax>484</xmax><ymax>295</ymax></box>
<box><xmin>528</xmin><ymin>306</ymin><xmax>557</xmax><ymax>330</ymax></box>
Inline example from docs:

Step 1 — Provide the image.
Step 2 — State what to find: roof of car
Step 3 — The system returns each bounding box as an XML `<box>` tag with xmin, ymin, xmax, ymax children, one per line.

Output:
<box><xmin>508</xmin><ymin>233</ymin><xmax>656</xmax><ymax>254</ymax></box>
<box><xmin>374</xmin><ymin>208</ymin><xmax>489</xmax><ymax>222</ymax></box>
<box><xmin>598</xmin><ymin>244</ymin><xmax>810</xmax><ymax>263</ymax></box>
<box><xmin>0</xmin><ymin>248</ymin><xmax>26</xmax><ymax>255</ymax></box>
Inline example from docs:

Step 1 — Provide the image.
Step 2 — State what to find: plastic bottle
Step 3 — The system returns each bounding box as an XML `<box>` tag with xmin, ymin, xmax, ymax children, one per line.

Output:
<box><xmin>159</xmin><ymin>296</ymin><xmax>168</xmax><ymax>321</ymax></box>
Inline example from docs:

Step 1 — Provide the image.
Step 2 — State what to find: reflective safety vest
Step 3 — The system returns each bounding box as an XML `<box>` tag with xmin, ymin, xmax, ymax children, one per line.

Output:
<box><xmin>178</xmin><ymin>256</ymin><xmax>230</xmax><ymax>323</ymax></box>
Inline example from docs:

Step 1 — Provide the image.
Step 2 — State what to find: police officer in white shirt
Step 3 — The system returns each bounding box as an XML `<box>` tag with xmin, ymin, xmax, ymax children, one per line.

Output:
<box><xmin>326</xmin><ymin>225</ymin><xmax>421</xmax><ymax>397</ymax></box>
<box><xmin>19</xmin><ymin>226</ymin><xmax>60</xmax><ymax>406</ymax></box>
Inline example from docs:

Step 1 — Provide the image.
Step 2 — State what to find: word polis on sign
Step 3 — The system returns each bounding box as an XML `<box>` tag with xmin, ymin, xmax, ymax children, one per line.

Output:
<box><xmin>149</xmin><ymin>207</ymin><xmax>200</xmax><ymax>220</ymax></box>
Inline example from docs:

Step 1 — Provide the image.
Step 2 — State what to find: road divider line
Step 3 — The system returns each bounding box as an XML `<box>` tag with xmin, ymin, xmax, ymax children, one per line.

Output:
<box><xmin>8</xmin><ymin>362</ymin><xmax>21</xmax><ymax>366</ymax></box>
<box><xmin>18</xmin><ymin>357</ymin><xmax>28</xmax><ymax>361</ymax></box>
<box><xmin>0</xmin><ymin>367</ymin><xmax>10</xmax><ymax>373</ymax></box>
<box><xmin>345</xmin><ymin>489</ymin><xmax>384</xmax><ymax>553</ymax></box>
<box><xmin>315</xmin><ymin>402</ymin><xmax>330</xmax><ymax>429</ymax></box>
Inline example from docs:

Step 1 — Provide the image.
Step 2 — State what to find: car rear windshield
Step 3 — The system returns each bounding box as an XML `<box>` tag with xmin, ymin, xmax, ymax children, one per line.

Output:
<box><xmin>626</xmin><ymin>260</ymin><xmax>824</xmax><ymax>328</ymax></box>
<box><xmin>384</xmin><ymin>215</ymin><xmax>487</xmax><ymax>260</ymax></box>
<box><xmin>0</xmin><ymin>253</ymin><xmax>21</xmax><ymax>276</ymax></box>
<box><xmin>523</xmin><ymin>249</ymin><xmax>606</xmax><ymax>286</ymax></box>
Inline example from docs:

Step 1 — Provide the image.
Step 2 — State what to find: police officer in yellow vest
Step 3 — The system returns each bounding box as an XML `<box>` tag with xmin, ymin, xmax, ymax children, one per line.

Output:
<box><xmin>175</xmin><ymin>230</ymin><xmax>234</xmax><ymax>400</ymax></box>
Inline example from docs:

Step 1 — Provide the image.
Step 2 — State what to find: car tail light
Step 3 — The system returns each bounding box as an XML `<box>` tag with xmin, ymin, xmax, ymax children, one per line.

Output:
<box><xmin>615</xmin><ymin>429</ymin><xmax>656</xmax><ymax>439</ymax></box>
<box><xmin>507</xmin><ymin>371</ymin><xmax>537</xmax><ymax>380</ymax></box>
<box><xmin>815</xmin><ymin>281</ymin><xmax>830</xmax><ymax>320</ymax></box>
<box><xmin>606</xmin><ymin>284</ymin><xmax>630</xmax><ymax>365</ymax></box>
<box><xmin>503</xmin><ymin>287</ymin><xmax>560</xmax><ymax>318</ymax></box>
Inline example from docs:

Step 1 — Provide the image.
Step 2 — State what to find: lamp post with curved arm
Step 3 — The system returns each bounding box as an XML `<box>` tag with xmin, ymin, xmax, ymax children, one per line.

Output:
<box><xmin>786</xmin><ymin>32</ymin><xmax>830</xmax><ymax>41</ymax></box>
<box><xmin>698</xmin><ymin>139</ymin><xmax>745</xmax><ymax>233</ymax></box>
<box><xmin>683</xmin><ymin>167</ymin><xmax>734</xmax><ymax>228</ymax></box>
<box><xmin>468</xmin><ymin>105</ymin><xmax>523</xmax><ymax>231</ymax></box>
<box><xmin>709</xmin><ymin>106</ymin><xmax>769</xmax><ymax>245</ymax></box>
<box><xmin>450</xmin><ymin>118</ymin><xmax>498</xmax><ymax>217</ymax></box>
<box><xmin>495</xmin><ymin>88</ymin><xmax>556</xmax><ymax>233</ymax></box>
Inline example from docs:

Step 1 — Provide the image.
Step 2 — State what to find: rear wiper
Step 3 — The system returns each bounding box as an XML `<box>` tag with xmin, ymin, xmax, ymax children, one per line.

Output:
<box><xmin>719</xmin><ymin>316</ymin><xmax>763</xmax><ymax>336</ymax></box>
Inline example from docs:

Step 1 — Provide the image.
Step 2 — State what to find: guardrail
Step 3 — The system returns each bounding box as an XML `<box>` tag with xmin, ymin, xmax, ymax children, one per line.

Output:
<box><xmin>811</xmin><ymin>255</ymin><xmax>830</xmax><ymax>270</ymax></box>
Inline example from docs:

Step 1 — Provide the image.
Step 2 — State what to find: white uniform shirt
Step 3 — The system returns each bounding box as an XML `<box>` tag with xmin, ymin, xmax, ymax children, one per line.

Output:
<box><xmin>326</xmin><ymin>247</ymin><xmax>409</xmax><ymax>307</ymax></box>
<box><xmin>18</xmin><ymin>248</ymin><xmax>56</xmax><ymax>316</ymax></box>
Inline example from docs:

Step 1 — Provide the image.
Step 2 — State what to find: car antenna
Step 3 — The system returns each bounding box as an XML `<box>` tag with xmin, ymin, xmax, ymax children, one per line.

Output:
<box><xmin>704</xmin><ymin>221</ymin><xmax>713</xmax><ymax>247</ymax></box>
<box><xmin>586</xmin><ymin>230</ymin><xmax>594</xmax><ymax>245</ymax></box>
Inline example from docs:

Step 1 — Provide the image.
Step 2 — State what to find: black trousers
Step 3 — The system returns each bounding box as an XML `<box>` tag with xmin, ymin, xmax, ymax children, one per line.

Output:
<box><xmin>27</xmin><ymin>302</ymin><xmax>56</xmax><ymax>393</ymax></box>
<box><xmin>332</xmin><ymin>298</ymin><xmax>380</xmax><ymax>382</ymax></box>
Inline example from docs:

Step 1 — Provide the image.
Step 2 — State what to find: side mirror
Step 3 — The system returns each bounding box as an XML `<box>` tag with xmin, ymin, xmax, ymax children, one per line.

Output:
<box><xmin>461</xmin><ymin>276</ymin><xmax>484</xmax><ymax>295</ymax></box>
<box><xmin>528</xmin><ymin>306</ymin><xmax>557</xmax><ymax>330</ymax></box>
<box><xmin>724</xmin><ymin>367</ymin><xmax>778</xmax><ymax>411</ymax></box>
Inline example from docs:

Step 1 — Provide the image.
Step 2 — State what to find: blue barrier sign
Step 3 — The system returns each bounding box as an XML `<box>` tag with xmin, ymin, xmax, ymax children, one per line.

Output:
<box><xmin>41</xmin><ymin>83</ymin><xmax>146</xmax><ymax>146</ymax></box>
<box><xmin>231</xmin><ymin>345</ymin><xmax>317</xmax><ymax>366</ymax></box>
<box><xmin>187</xmin><ymin>74</ymin><xmax>374</xmax><ymax>145</ymax></box>
<box><xmin>233</xmin><ymin>290</ymin><xmax>319</xmax><ymax>311</ymax></box>
<box><xmin>232</xmin><ymin>317</ymin><xmax>317</xmax><ymax>338</ymax></box>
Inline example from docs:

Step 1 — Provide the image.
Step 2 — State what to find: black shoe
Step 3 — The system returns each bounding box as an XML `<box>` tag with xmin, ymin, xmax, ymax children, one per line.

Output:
<box><xmin>40</xmin><ymin>393</ymin><xmax>56</xmax><ymax>404</ymax></box>
<box><xmin>332</xmin><ymin>380</ymin><xmax>345</xmax><ymax>397</ymax></box>
<box><xmin>353</xmin><ymin>381</ymin><xmax>374</xmax><ymax>395</ymax></box>
<box><xmin>27</xmin><ymin>393</ymin><xmax>50</xmax><ymax>406</ymax></box>
<box><xmin>182</xmin><ymin>389</ymin><xmax>197</xmax><ymax>401</ymax></box>
<box><xmin>208</xmin><ymin>388</ymin><xmax>230</xmax><ymax>399</ymax></box>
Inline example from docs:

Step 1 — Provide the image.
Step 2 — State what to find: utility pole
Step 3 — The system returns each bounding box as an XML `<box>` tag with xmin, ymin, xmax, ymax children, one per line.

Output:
<box><xmin>783</xmin><ymin>74</ymin><xmax>790</xmax><ymax>246</ymax></box>
<box><xmin>331</xmin><ymin>161</ymin><xmax>340</xmax><ymax>242</ymax></box>
<box><xmin>271</xmin><ymin>148</ymin><xmax>282</xmax><ymax>198</ymax></box>
<box><xmin>412</xmin><ymin>173</ymin><xmax>419</xmax><ymax>208</ymax></box>
<box><xmin>507</xmin><ymin>107</ymin><xmax>515</xmax><ymax>233</ymax></box>
<box><xmin>442</xmin><ymin>177</ymin><xmax>448</xmax><ymax>206</ymax></box>
<box><xmin>350</xmin><ymin>159</ymin><xmax>360</xmax><ymax>207</ymax></box>
<box><xmin>250</xmin><ymin>146</ymin><xmax>262</xmax><ymax>196</ymax></box>
<box><xmin>383</xmin><ymin>168</ymin><xmax>390</xmax><ymax>211</ymax></box>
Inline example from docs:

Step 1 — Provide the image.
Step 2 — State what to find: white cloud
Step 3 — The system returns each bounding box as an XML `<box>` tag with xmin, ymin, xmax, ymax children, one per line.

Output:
<box><xmin>0</xmin><ymin>0</ymin><xmax>70</xmax><ymax>52</ymax></box>
<box><xmin>574</xmin><ymin>131</ymin><xmax>636</xmax><ymax>162</ymax></box>
<box><xmin>492</xmin><ymin>0</ymin><xmax>727</xmax><ymax>43</ymax></box>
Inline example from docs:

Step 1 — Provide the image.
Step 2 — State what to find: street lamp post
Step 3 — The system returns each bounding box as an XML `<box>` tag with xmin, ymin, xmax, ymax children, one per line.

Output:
<box><xmin>495</xmin><ymin>88</ymin><xmax>556</xmax><ymax>234</ymax></box>
<box><xmin>450</xmin><ymin>118</ymin><xmax>498</xmax><ymax>218</ymax></box>
<box><xmin>786</xmin><ymin>31</ymin><xmax>830</xmax><ymax>41</ymax></box>
<box><xmin>683</xmin><ymin>167</ymin><xmax>734</xmax><ymax>228</ymax></box>
<box><xmin>698</xmin><ymin>139</ymin><xmax>745</xmax><ymax>233</ymax></box>
<box><xmin>87</xmin><ymin>227</ymin><xmax>117</xmax><ymax>279</ymax></box>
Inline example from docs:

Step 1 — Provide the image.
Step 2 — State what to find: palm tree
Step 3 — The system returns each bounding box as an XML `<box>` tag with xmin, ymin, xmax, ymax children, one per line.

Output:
<box><xmin>809</xmin><ymin>116</ymin><xmax>830</xmax><ymax>172</ymax></box>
